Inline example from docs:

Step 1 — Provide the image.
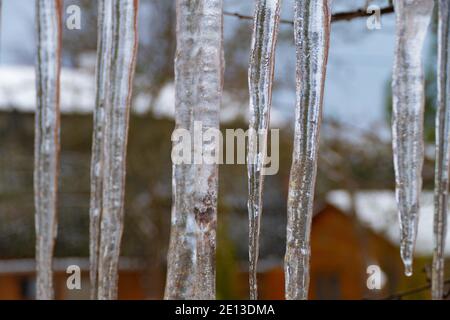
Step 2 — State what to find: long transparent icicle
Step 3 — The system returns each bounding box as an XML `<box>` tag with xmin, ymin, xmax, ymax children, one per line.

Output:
<box><xmin>392</xmin><ymin>0</ymin><xmax>433</xmax><ymax>276</ymax></box>
<box><xmin>247</xmin><ymin>0</ymin><xmax>281</xmax><ymax>300</ymax></box>
<box><xmin>284</xmin><ymin>0</ymin><xmax>331</xmax><ymax>300</ymax></box>
<box><xmin>165</xmin><ymin>0</ymin><xmax>223</xmax><ymax>300</ymax></box>
<box><xmin>34</xmin><ymin>0</ymin><xmax>61</xmax><ymax>300</ymax></box>
<box><xmin>96</xmin><ymin>0</ymin><xmax>138</xmax><ymax>300</ymax></box>
<box><xmin>89</xmin><ymin>0</ymin><xmax>113</xmax><ymax>300</ymax></box>
<box><xmin>433</xmin><ymin>0</ymin><xmax>450</xmax><ymax>300</ymax></box>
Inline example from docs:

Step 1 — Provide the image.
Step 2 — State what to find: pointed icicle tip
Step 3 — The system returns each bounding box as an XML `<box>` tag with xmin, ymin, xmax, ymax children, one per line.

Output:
<box><xmin>404</xmin><ymin>262</ymin><xmax>413</xmax><ymax>277</ymax></box>
<box><xmin>401</xmin><ymin>241</ymin><xmax>414</xmax><ymax>276</ymax></box>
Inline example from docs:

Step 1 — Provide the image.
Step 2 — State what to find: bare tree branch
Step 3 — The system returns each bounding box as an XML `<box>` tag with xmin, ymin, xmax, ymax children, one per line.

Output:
<box><xmin>224</xmin><ymin>5</ymin><xmax>394</xmax><ymax>25</ymax></box>
<box><xmin>379</xmin><ymin>278</ymin><xmax>450</xmax><ymax>300</ymax></box>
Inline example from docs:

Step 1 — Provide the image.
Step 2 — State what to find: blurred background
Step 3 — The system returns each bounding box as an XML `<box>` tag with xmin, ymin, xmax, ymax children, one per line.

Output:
<box><xmin>0</xmin><ymin>0</ymin><xmax>447</xmax><ymax>299</ymax></box>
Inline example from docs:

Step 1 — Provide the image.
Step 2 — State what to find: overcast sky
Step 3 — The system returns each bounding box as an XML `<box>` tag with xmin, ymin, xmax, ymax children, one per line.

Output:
<box><xmin>0</xmin><ymin>0</ymin><xmax>436</xmax><ymax>131</ymax></box>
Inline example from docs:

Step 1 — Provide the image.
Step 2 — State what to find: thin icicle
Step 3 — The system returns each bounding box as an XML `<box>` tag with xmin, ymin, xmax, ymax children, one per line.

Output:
<box><xmin>247</xmin><ymin>0</ymin><xmax>281</xmax><ymax>300</ymax></box>
<box><xmin>165</xmin><ymin>0</ymin><xmax>223</xmax><ymax>300</ymax></box>
<box><xmin>432</xmin><ymin>0</ymin><xmax>450</xmax><ymax>300</ymax></box>
<box><xmin>89</xmin><ymin>0</ymin><xmax>113</xmax><ymax>300</ymax></box>
<box><xmin>96</xmin><ymin>0</ymin><xmax>138</xmax><ymax>300</ymax></box>
<box><xmin>392</xmin><ymin>0</ymin><xmax>433</xmax><ymax>277</ymax></box>
<box><xmin>284</xmin><ymin>0</ymin><xmax>331</xmax><ymax>300</ymax></box>
<box><xmin>34</xmin><ymin>0</ymin><xmax>62</xmax><ymax>300</ymax></box>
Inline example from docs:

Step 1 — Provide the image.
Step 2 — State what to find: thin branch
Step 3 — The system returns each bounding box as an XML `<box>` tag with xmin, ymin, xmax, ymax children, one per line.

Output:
<box><xmin>331</xmin><ymin>5</ymin><xmax>394</xmax><ymax>23</ymax></box>
<box><xmin>380</xmin><ymin>278</ymin><xmax>450</xmax><ymax>300</ymax></box>
<box><xmin>224</xmin><ymin>5</ymin><xmax>394</xmax><ymax>25</ymax></box>
<box><xmin>224</xmin><ymin>11</ymin><xmax>295</xmax><ymax>25</ymax></box>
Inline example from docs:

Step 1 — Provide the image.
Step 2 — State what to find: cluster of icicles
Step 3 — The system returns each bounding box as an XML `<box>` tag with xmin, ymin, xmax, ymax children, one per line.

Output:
<box><xmin>29</xmin><ymin>0</ymin><xmax>449</xmax><ymax>300</ymax></box>
<box><xmin>34</xmin><ymin>0</ymin><xmax>138</xmax><ymax>299</ymax></box>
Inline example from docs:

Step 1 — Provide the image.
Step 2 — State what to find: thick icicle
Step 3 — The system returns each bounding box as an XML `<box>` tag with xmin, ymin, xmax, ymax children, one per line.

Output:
<box><xmin>89</xmin><ymin>0</ymin><xmax>113</xmax><ymax>300</ymax></box>
<box><xmin>95</xmin><ymin>0</ymin><xmax>138</xmax><ymax>300</ymax></box>
<box><xmin>433</xmin><ymin>0</ymin><xmax>450</xmax><ymax>300</ymax></box>
<box><xmin>34</xmin><ymin>0</ymin><xmax>62</xmax><ymax>300</ymax></box>
<box><xmin>247</xmin><ymin>0</ymin><xmax>281</xmax><ymax>300</ymax></box>
<box><xmin>392</xmin><ymin>0</ymin><xmax>433</xmax><ymax>276</ymax></box>
<box><xmin>165</xmin><ymin>0</ymin><xmax>223</xmax><ymax>300</ymax></box>
<box><xmin>284</xmin><ymin>0</ymin><xmax>331</xmax><ymax>300</ymax></box>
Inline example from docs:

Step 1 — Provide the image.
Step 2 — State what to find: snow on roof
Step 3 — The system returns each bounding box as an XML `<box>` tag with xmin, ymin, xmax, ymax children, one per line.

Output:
<box><xmin>327</xmin><ymin>190</ymin><xmax>448</xmax><ymax>257</ymax></box>
<box><xmin>152</xmin><ymin>82</ymin><xmax>288</xmax><ymax>127</ymax></box>
<box><xmin>0</xmin><ymin>65</ymin><xmax>95</xmax><ymax>113</ymax></box>
<box><xmin>151</xmin><ymin>83</ymin><xmax>248</xmax><ymax>123</ymax></box>
<box><xmin>0</xmin><ymin>65</ymin><xmax>288</xmax><ymax>126</ymax></box>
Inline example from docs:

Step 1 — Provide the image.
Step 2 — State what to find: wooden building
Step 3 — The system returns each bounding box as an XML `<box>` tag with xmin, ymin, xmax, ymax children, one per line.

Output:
<box><xmin>244</xmin><ymin>205</ymin><xmax>403</xmax><ymax>300</ymax></box>
<box><xmin>0</xmin><ymin>258</ymin><xmax>146</xmax><ymax>300</ymax></box>
<box><xmin>0</xmin><ymin>204</ymin><xmax>404</xmax><ymax>300</ymax></box>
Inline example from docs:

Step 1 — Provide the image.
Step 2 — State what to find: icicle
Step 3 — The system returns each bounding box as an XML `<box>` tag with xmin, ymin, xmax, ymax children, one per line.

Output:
<box><xmin>432</xmin><ymin>0</ymin><xmax>449</xmax><ymax>300</ymax></box>
<box><xmin>392</xmin><ymin>0</ymin><xmax>433</xmax><ymax>277</ymax></box>
<box><xmin>34</xmin><ymin>0</ymin><xmax>62</xmax><ymax>300</ymax></box>
<box><xmin>247</xmin><ymin>0</ymin><xmax>281</xmax><ymax>300</ymax></box>
<box><xmin>284</xmin><ymin>0</ymin><xmax>331</xmax><ymax>300</ymax></box>
<box><xmin>95</xmin><ymin>0</ymin><xmax>138</xmax><ymax>300</ymax></box>
<box><xmin>165</xmin><ymin>0</ymin><xmax>223</xmax><ymax>300</ymax></box>
<box><xmin>89</xmin><ymin>0</ymin><xmax>113</xmax><ymax>300</ymax></box>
